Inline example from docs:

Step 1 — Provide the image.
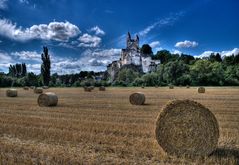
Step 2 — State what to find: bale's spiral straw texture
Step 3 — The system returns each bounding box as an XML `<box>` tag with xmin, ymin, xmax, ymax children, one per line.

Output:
<box><xmin>6</xmin><ymin>89</ymin><xmax>18</xmax><ymax>97</ymax></box>
<box><xmin>169</xmin><ymin>85</ymin><xmax>174</xmax><ymax>89</ymax></box>
<box><xmin>23</xmin><ymin>86</ymin><xmax>29</xmax><ymax>90</ymax></box>
<box><xmin>34</xmin><ymin>87</ymin><xmax>43</xmax><ymax>94</ymax></box>
<box><xmin>198</xmin><ymin>87</ymin><xmax>205</xmax><ymax>93</ymax></box>
<box><xmin>99</xmin><ymin>86</ymin><xmax>106</xmax><ymax>91</ymax></box>
<box><xmin>38</xmin><ymin>92</ymin><xmax>58</xmax><ymax>107</ymax></box>
<box><xmin>129</xmin><ymin>92</ymin><xmax>145</xmax><ymax>105</ymax></box>
<box><xmin>155</xmin><ymin>100</ymin><xmax>219</xmax><ymax>157</ymax></box>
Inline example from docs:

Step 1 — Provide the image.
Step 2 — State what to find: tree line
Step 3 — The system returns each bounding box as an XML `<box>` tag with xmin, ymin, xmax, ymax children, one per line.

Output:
<box><xmin>0</xmin><ymin>45</ymin><xmax>238</xmax><ymax>87</ymax></box>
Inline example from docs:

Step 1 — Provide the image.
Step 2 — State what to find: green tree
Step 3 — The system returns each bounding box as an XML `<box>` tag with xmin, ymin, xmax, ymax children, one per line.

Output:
<box><xmin>41</xmin><ymin>47</ymin><xmax>51</xmax><ymax>86</ymax></box>
<box><xmin>140</xmin><ymin>44</ymin><xmax>153</xmax><ymax>55</ymax></box>
<box><xmin>152</xmin><ymin>50</ymin><xmax>172</xmax><ymax>64</ymax></box>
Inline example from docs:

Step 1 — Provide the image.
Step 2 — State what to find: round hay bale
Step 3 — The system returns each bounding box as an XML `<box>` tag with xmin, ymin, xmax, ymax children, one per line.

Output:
<box><xmin>129</xmin><ymin>92</ymin><xmax>145</xmax><ymax>105</ymax></box>
<box><xmin>42</xmin><ymin>86</ymin><xmax>49</xmax><ymax>89</ymax></box>
<box><xmin>34</xmin><ymin>87</ymin><xmax>43</xmax><ymax>94</ymax></box>
<box><xmin>99</xmin><ymin>86</ymin><xmax>106</xmax><ymax>91</ymax></box>
<box><xmin>89</xmin><ymin>86</ymin><xmax>94</xmax><ymax>90</ymax></box>
<box><xmin>23</xmin><ymin>86</ymin><xmax>29</xmax><ymax>90</ymax></box>
<box><xmin>155</xmin><ymin>100</ymin><xmax>219</xmax><ymax>157</ymax></box>
<box><xmin>6</xmin><ymin>89</ymin><xmax>18</xmax><ymax>97</ymax></box>
<box><xmin>30</xmin><ymin>86</ymin><xmax>35</xmax><ymax>89</ymax></box>
<box><xmin>38</xmin><ymin>92</ymin><xmax>58</xmax><ymax>107</ymax></box>
<box><xmin>198</xmin><ymin>87</ymin><xmax>205</xmax><ymax>93</ymax></box>
<box><xmin>169</xmin><ymin>84</ymin><xmax>174</xmax><ymax>89</ymax></box>
<box><xmin>141</xmin><ymin>86</ymin><xmax>145</xmax><ymax>89</ymax></box>
<box><xmin>84</xmin><ymin>86</ymin><xmax>91</xmax><ymax>92</ymax></box>
<box><xmin>186</xmin><ymin>85</ymin><xmax>190</xmax><ymax>89</ymax></box>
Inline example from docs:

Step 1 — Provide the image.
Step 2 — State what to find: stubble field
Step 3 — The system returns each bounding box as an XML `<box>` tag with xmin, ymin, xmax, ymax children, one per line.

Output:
<box><xmin>0</xmin><ymin>87</ymin><xmax>238</xmax><ymax>164</ymax></box>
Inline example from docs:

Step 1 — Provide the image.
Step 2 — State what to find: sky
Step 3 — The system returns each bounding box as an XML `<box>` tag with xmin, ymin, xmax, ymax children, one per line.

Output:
<box><xmin>0</xmin><ymin>0</ymin><xmax>238</xmax><ymax>74</ymax></box>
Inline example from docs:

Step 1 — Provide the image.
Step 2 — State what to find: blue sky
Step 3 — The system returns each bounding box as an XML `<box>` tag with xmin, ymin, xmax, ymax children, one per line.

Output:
<box><xmin>0</xmin><ymin>0</ymin><xmax>238</xmax><ymax>74</ymax></box>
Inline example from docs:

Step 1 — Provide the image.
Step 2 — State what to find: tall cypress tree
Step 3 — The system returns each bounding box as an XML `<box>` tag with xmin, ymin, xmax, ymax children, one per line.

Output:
<box><xmin>41</xmin><ymin>46</ymin><xmax>51</xmax><ymax>86</ymax></box>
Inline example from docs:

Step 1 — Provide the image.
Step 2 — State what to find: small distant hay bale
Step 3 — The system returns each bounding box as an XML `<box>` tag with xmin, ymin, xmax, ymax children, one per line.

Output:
<box><xmin>38</xmin><ymin>92</ymin><xmax>58</xmax><ymax>107</ymax></box>
<box><xmin>84</xmin><ymin>86</ymin><xmax>92</xmax><ymax>92</ymax></box>
<box><xmin>129</xmin><ymin>92</ymin><xmax>145</xmax><ymax>105</ymax></box>
<box><xmin>198</xmin><ymin>87</ymin><xmax>205</xmax><ymax>93</ymax></box>
<box><xmin>169</xmin><ymin>84</ymin><xmax>174</xmax><ymax>89</ymax></box>
<box><xmin>155</xmin><ymin>100</ymin><xmax>219</xmax><ymax>157</ymax></box>
<box><xmin>34</xmin><ymin>87</ymin><xmax>43</xmax><ymax>94</ymax></box>
<box><xmin>23</xmin><ymin>86</ymin><xmax>29</xmax><ymax>90</ymax></box>
<box><xmin>186</xmin><ymin>85</ymin><xmax>190</xmax><ymax>89</ymax></box>
<box><xmin>42</xmin><ymin>86</ymin><xmax>49</xmax><ymax>89</ymax></box>
<box><xmin>141</xmin><ymin>86</ymin><xmax>145</xmax><ymax>89</ymax></box>
<box><xmin>30</xmin><ymin>86</ymin><xmax>35</xmax><ymax>89</ymax></box>
<box><xmin>99</xmin><ymin>86</ymin><xmax>106</xmax><ymax>91</ymax></box>
<box><xmin>89</xmin><ymin>86</ymin><xmax>94</xmax><ymax>90</ymax></box>
<box><xmin>6</xmin><ymin>89</ymin><xmax>18</xmax><ymax>97</ymax></box>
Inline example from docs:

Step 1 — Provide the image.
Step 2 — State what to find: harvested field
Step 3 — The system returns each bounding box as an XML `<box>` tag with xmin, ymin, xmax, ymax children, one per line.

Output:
<box><xmin>0</xmin><ymin>87</ymin><xmax>238</xmax><ymax>164</ymax></box>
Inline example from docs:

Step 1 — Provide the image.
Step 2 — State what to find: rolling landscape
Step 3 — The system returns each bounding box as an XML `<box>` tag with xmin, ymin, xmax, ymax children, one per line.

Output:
<box><xmin>0</xmin><ymin>0</ymin><xmax>239</xmax><ymax>164</ymax></box>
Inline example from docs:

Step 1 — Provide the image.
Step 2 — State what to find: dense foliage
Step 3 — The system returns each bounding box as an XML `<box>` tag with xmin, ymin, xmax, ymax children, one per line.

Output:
<box><xmin>0</xmin><ymin>49</ymin><xmax>238</xmax><ymax>87</ymax></box>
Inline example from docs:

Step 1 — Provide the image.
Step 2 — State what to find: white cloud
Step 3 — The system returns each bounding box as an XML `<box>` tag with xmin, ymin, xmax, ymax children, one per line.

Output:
<box><xmin>196</xmin><ymin>48</ymin><xmax>239</xmax><ymax>58</ymax></box>
<box><xmin>172</xmin><ymin>50</ymin><xmax>182</xmax><ymax>55</ymax></box>
<box><xmin>0</xmin><ymin>0</ymin><xmax>8</xmax><ymax>9</ymax></box>
<box><xmin>175</xmin><ymin>40</ymin><xmax>198</xmax><ymax>48</ymax></box>
<box><xmin>78</xmin><ymin>33</ymin><xmax>101</xmax><ymax>48</ymax></box>
<box><xmin>0</xmin><ymin>51</ymin><xmax>12</xmax><ymax>63</ymax></box>
<box><xmin>149</xmin><ymin>41</ymin><xmax>160</xmax><ymax>48</ymax></box>
<box><xmin>0</xmin><ymin>19</ymin><xmax>81</xmax><ymax>42</ymax></box>
<box><xmin>11</xmin><ymin>51</ymin><xmax>41</xmax><ymax>61</ymax></box>
<box><xmin>139</xmin><ymin>11</ymin><xmax>185</xmax><ymax>36</ymax></box>
<box><xmin>90</xmin><ymin>26</ymin><xmax>105</xmax><ymax>36</ymax></box>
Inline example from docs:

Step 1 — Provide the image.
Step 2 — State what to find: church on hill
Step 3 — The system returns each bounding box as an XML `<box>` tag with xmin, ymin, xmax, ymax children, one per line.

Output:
<box><xmin>107</xmin><ymin>32</ymin><xmax>160</xmax><ymax>81</ymax></box>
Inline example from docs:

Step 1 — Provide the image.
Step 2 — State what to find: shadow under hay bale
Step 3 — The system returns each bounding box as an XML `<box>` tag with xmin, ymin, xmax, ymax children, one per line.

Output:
<box><xmin>99</xmin><ymin>86</ymin><xmax>106</xmax><ymax>91</ymax></box>
<box><xmin>6</xmin><ymin>89</ymin><xmax>18</xmax><ymax>97</ymax></box>
<box><xmin>155</xmin><ymin>99</ymin><xmax>219</xmax><ymax>157</ymax></box>
<box><xmin>209</xmin><ymin>148</ymin><xmax>239</xmax><ymax>164</ymax></box>
<box><xmin>38</xmin><ymin>92</ymin><xmax>58</xmax><ymax>107</ymax></box>
<box><xmin>198</xmin><ymin>87</ymin><xmax>205</xmax><ymax>93</ymax></box>
<box><xmin>34</xmin><ymin>87</ymin><xmax>43</xmax><ymax>94</ymax></box>
<box><xmin>129</xmin><ymin>92</ymin><xmax>145</xmax><ymax>105</ymax></box>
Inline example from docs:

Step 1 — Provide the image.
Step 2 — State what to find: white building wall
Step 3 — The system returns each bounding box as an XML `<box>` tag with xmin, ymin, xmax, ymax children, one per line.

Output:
<box><xmin>142</xmin><ymin>57</ymin><xmax>152</xmax><ymax>73</ymax></box>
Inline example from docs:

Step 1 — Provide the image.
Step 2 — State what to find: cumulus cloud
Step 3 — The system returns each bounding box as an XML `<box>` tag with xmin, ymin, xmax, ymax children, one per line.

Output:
<box><xmin>0</xmin><ymin>51</ymin><xmax>12</xmax><ymax>63</ymax></box>
<box><xmin>78</xmin><ymin>33</ymin><xmax>101</xmax><ymax>48</ymax></box>
<box><xmin>175</xmin><ymin>40</ymin><xmax>198</xmax><ymax>48</ymax></box>
<box><xmin>89</xmin><ymin>26</ymin><xmax>105</xmax><ymax>36</ymax></box>
<box><xmin>172</xmin><ymin>50</ymin><xmax>182</xmax><ymax>55</ymax></box>
<box><xmin>11</xmin><ymin>51</ymin><xmax>41</xmax><ymax>61</ymax></box>
<box><xmin>149</xmin><ymin>41</ymin><xmax>160</xmax><ymax>48</ymax></box>
<box><xmin>0</xmin><ymin>19</ymin><xmax>81</xmax><ymax>42</ymax></box>
<box><xmin>0</xmin><ymin>0</ymin><xmax>8</xmax><ymax>9</ymax></box>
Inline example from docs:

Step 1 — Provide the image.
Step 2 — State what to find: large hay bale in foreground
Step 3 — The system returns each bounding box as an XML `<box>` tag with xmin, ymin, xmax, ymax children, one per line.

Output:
<box><xmin>155</xmin><ymin>100</ymin><xmax>219</xmax><ymax>157</ymax></box>
<box><xmin>129</xmin><ymin>92</ymin><xmax>145</xmax><ymax>105</ymax></box>
<box><xmin>6</xmin><ymin>89</ymin><xmax>18</xmax><ymax>97</ymax></box>
<box><xmin>38</xmin><ymin>92</ymin><xmax>58</xmax><ymax>107</ymax></box>
<box><xmin>198</xmin><ymin>87</ymin><xmax>205</xmax><ymax>93</ymax></box>
<box><xmin>99</xmin><ymin>86</ymin><xmax>106</xmax><ymax>91</ymax></box>
<box><xmin>34</xmin><ymin>87</ymin><xmax>43</xmax><ymax>94</ymax></box>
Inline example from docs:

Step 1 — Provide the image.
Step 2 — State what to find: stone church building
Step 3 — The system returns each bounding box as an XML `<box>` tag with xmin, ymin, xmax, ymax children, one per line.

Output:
<box><xmin>107</xmin><ymin>32</ymin><xmax>159</xmax><ymax>81</ymax></box>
